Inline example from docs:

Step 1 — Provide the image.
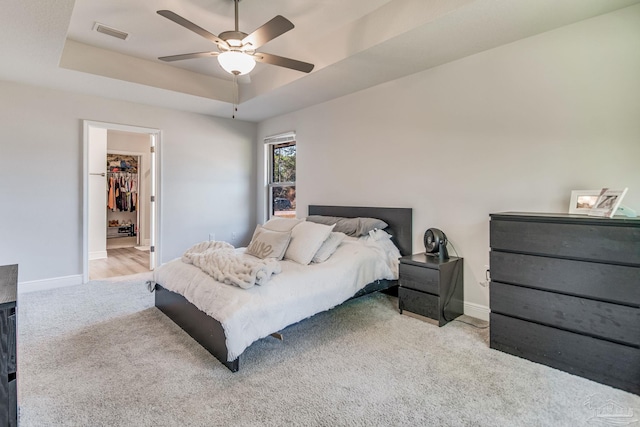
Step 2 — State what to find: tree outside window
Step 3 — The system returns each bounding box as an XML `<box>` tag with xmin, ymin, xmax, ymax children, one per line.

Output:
<box><xmin>269</xmin><ymin>142</ymin><xmax>296</xmax><ymax>218</ymax></box>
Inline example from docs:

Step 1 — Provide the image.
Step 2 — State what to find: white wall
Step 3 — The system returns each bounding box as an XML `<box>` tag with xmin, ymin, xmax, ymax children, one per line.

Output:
<box><xmin>257</xmin><ymin>6</ymin><xmax>640</xmax><ymax>319</ymax></box>
<box><xmin>0</xmin><ymin>81</ymin><xmax>257</xmax><ymax>285</ymax></box>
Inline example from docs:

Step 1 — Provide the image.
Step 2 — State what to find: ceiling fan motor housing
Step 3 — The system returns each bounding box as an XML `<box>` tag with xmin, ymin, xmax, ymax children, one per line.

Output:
<box><xmin>218</xmin><ymin>31</ymin><xmax>249</xmax><ymax>49</ymax></box>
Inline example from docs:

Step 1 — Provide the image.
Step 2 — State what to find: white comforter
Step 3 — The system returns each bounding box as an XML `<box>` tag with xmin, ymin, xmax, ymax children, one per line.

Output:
<box><xmin>182</xmin><ymin>240</ymin><xmax>281</xmax><ymax>289</ymax></box>
<box><xmin>154</xmin><ymin>236</ymin><xmax>399</xmax><ymax>361</ymax></box>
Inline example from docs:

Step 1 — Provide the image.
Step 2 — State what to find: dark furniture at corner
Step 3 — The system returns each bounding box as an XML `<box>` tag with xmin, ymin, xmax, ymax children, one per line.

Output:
<box><xmin>398</xmin><ymin>254</ymin><xmax>463</xmax><ymax>326</ymax></box>
<box><xmin>489</xmin><ymin>212</ymin><xmax>640</xmax><ymax>395</ymax></box>
<box><xmin>0</xmin><ymin>265</ymin><xmax>17</xmax><ymax>426</ymax></box>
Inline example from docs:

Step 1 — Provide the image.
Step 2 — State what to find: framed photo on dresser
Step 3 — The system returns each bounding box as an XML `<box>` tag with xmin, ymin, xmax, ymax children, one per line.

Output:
<box><xmin>588</xmin><ymin>188</ymin><xmax>628</xmax><ymax>218</ymax></box>
<box><xmin>569</xmin><ymin>190</ymin><xmax>601</xmax><ymax>214</ymax></box>
<box><xmin>569</xmin><ymin>188</ymin><xmax>628</xmax><ymax>217</ymax></box>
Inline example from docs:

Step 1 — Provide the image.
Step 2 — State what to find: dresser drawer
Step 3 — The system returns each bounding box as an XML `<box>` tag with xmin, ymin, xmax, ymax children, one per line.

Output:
<box><xmin>399</xmin><ymin>263</ymin><xmax>439</xmax><ymax>294</ymax></box>
<box><xmin>491</xmin><ymin>252</ymin><xmax>640</xmax><ymax>306</ymax></box>
<box><xmin>490</xmin><ymin>313</ymin><xmax>640</xmax><ymax>395</ymax></box>
<box><xmin>490</xmin><ymin>218</ymin><xmax>640</xmax><ymax>265</ymax></box>
<box><xmin>398</xmin><ymin>287</ymin><xmax>439</xmax><ymax>320</ymax></box>
<box><xmin>491</xmin><ymin>282</ymin><xmax>640</xmax><ymax>346</ymax></box>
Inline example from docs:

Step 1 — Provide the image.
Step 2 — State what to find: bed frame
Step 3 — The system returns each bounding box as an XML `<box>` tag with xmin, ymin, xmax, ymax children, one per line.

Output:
<box><xmin>154</xmin><ymin>205</ymin><xmax>413</xmax><ymax>372</ymax></box>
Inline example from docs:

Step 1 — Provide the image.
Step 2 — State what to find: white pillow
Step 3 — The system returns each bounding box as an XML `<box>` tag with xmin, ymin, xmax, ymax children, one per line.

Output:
<box><xmin>245</xmin><ymin>225</ymin><xmax>291</xmax><ymax>260</ymax></box>
<box><xmin>312</xmin><ymin>232</ymin><xmax>346</xmax><ymax>263</ymax></box>
<box><xmin>285</xmin><ymin>221</ymin><xmax>335</xmax><ymax>265</ymax></box>
<box><xmin>262</xmin><ymin>217</ymin><xmax>303</xmax><ymax>232</ymax></box>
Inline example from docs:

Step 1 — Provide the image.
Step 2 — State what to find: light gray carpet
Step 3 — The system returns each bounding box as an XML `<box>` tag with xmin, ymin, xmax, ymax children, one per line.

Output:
<box><xmin>18</xmin><ymin>274</ymin><xmax>639</xmax><ymax>426</ymax></box>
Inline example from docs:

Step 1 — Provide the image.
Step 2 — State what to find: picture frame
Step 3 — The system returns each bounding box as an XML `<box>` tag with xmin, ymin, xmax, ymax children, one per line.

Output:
<box><xmin>569</xmin><ymin>190</ymin><xmax>601</xmax><ymax>215</ymax></box>
<box><xmin>588</xmin><ymin>188</ymin><xmax>628</xmax><ymax>218</ymax></box>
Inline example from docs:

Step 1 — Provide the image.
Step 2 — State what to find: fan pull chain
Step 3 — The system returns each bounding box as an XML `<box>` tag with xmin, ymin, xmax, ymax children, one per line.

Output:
<box><xmin>232</xmin><ymin>74</ymin><xmax>238</xmax><ymax>119</ymax></box>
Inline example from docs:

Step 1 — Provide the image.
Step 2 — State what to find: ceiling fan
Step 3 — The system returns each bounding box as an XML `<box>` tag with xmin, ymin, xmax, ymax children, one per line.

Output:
<box><xmin>156</xmin><ymin>0</ymin><xmax>314</xmax><ymax>77</ymax></box>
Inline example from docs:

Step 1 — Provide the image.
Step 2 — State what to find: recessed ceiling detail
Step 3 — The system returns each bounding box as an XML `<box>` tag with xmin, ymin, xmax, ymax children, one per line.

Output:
<box><xmin>3</xmin><ymin>0</ymin><xmax>636</xmax><ymax>121</ymax></box>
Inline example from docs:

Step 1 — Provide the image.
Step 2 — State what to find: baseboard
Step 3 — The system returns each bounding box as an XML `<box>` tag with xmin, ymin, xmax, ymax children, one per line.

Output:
<box><xmin>464</xmin><ymin>301</ymin><xmax>490</xmax><ymax>321</ymax></box>
<box><xmin>89</xmin><ymin>251</ymin><xmax>108</xmax><ymax>260</ymax></box>
<box><xmin>18</xmin><ymin>274</ymin><xmax>83</xmax><ymax>294</ymax></box>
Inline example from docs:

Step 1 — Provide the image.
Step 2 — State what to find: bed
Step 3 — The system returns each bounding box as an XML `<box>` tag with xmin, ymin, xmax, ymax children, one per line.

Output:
<box><xmin>152</xmin><ymin>205</ymin><xmax>412</xmax><ymax>372</ymax></box>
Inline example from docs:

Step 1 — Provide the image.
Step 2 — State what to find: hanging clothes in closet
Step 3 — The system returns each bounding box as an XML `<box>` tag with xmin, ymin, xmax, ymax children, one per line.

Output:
<box><xmin>107</xmin><ymin>172</ymin><xmax>138</xmax><ymax>212</ymax></box>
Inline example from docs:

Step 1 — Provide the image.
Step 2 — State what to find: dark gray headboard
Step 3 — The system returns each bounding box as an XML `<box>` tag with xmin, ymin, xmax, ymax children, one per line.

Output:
<box><xmin>308</xmin><ymin>205</ymin><xmax>413</xmax><ymax>256</ymax></box>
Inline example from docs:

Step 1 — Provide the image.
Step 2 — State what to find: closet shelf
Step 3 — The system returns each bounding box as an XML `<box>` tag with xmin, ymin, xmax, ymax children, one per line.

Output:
<box><xmin>107</xmin><ymin>223</ymin><xmax>136</xmax><ymax>239</ymax></box>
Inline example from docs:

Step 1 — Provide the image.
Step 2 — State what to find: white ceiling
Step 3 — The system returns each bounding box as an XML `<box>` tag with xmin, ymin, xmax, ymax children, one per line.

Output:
<box><xmin>1</xmin><ymin>0</ymin><xmax>638</xmax><ymax>122</ymax></box>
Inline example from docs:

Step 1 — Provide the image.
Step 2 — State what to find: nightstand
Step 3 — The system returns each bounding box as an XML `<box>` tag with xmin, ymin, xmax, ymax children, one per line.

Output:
<box><xmin>398</xmin><ymin>253</ymin><xmax>463</xmax><ymax>326</ymax></box>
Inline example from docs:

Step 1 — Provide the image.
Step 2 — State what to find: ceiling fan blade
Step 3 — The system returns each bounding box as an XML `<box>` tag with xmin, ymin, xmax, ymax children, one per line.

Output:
<box><xmin>158</xmin><ymin>52</ymin><xmax>219</xmax><ymax>62</ymax></box>
<box><xmin>157</xmin><ymin>10</ymin><xmax>226</xmax><ymax>47</ymax></box>
<box><xmin>254</xmin><ymin>52</ymin><xmax>314</xmax><ymax>73</ymax></box>
<box><xmin>242</xmin><ymin>15</ymin><xmax>294</xmax><ymax>49</ymax></box>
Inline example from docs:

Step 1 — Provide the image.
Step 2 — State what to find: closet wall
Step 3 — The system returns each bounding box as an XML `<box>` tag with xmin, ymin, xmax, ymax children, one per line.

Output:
<box><xmin>106</xmin><ymin>153</ymin><xmax>139</xmax><ymax>242</ymax></box>
<box><xmin>107</xmin><ymin>130</ymin><xmax>151</xmax><ymax>247</ymax></box>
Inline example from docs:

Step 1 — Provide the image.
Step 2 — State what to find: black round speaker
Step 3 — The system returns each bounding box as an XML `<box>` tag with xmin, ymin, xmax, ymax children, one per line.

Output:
<box><xmin>424</xmin><ymin>228</ymin><xmax>449</xmax><ymax>259</ymax></box>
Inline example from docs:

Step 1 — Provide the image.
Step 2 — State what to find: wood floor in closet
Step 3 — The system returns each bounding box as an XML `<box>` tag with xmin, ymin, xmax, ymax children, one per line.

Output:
<box><xmin>89</xmin><ymin>247</ymin><xmax>150</xmax><ymax>280</ymax></box>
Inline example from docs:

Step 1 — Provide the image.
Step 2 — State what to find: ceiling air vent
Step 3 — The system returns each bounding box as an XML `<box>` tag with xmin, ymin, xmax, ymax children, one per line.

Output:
<box><xmin>93</xmin><ymin>22</ymin><xmax>129</xmax><ymax>41</ymax></box>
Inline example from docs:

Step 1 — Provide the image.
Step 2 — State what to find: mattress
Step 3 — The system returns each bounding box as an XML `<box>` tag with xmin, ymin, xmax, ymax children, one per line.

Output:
<box><xmin>153</xmin><ymin>236</ymin><xmax>399</xmax><ymax>361</ymax></box>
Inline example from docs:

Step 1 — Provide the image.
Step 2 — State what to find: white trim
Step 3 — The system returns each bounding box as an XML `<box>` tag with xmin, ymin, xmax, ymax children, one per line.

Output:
<box><xmin>89</xmin><ymin>251</ymin><xmax>108</xmax><ymax>260</ymax></box>
<box><xmin>264</xmin><ymin>131</ymin><xmax>295</xmax><ymax>145</ymax></box>
<box><xmin>83</xmin><ymin>120</ymin><xmax>162</xmax><ymax>284</ymax></box>
<box><xmin>464</xmin><ymin>301</ymin><xmax>490</xmax><ymax>321</ymax></box>
<box><xmin>265</xmin><ymin>136</ymin><xmax>296</xmax><ymax>220</ymax></box>
<box><xmin>18</xmin><ymin>275</ymin><xmax>83</xmax><ymax>294</ymax></box>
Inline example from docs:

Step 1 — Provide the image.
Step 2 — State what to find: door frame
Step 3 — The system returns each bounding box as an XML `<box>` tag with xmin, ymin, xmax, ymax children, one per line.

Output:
<box><xmin>82</xmin><ymin>120</ymin><xmax>162</xmax><ymax>283</ymax></box>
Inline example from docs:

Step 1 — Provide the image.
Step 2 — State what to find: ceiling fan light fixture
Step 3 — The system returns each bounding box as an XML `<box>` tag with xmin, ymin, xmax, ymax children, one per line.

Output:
<box><xmin>218</xmin><ymin>51</ymin><xmax>256</xmax><ymax>75</ymax></box>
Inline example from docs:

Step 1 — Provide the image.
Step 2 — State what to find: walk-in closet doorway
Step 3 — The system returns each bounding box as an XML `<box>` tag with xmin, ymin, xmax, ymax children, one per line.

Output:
<box><xmin>82</xmin><ymin>121</ymin><xmax>161</xmax><ymax>283</ymax></box>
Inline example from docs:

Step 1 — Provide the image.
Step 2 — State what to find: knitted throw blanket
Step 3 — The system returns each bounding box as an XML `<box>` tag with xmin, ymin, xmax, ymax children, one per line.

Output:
<box><xmin>182</xmin><ymin>241</ymin><xmax>281</xmax><ymax>289</ymax></box>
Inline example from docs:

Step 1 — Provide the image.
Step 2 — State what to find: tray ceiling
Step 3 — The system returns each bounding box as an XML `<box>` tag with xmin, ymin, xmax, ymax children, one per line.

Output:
<box><xmin>1</xmin><ymin>0</ymin><xmax>638</xmax><ymax>121</ymax></box>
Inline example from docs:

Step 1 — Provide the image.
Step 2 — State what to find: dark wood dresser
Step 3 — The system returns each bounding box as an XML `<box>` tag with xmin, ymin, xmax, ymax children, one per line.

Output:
<box><xmin>398</xmin><ymin>254</ymin><xmax>463</xmax><ymax>326</ymax></box>
<box><xmin>489</xmin><ymin>212</ymin><xmax>640</xmax><ymax>394</ymax></box>
<box><xmin>0</xmin><ymin>265</ymin><xmax>17</xmax><ymax>426</ymax></box>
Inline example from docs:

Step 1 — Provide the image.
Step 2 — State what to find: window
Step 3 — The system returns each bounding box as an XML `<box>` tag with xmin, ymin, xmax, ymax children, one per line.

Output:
<box><xmin>267</xmin><ymin>138</ymin><xmax>296</xmax><ymax>219</ymax></box>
